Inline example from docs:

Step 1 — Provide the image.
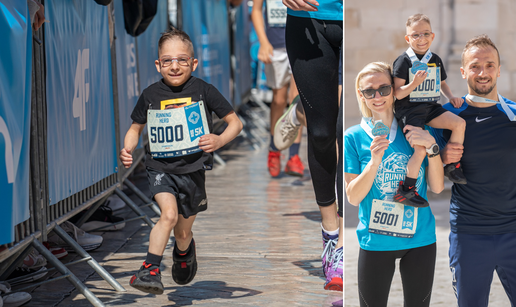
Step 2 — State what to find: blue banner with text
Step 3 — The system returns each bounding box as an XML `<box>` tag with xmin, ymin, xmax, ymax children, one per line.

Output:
<box><xmin>45</xmin><ymin>0</ymin><xmax>117</xmax><ymax>205</ymax></box>
<box><xmin>0</xmin><ymin>0</ymin><xmax>32</xmax><ymax>244</ymax></box>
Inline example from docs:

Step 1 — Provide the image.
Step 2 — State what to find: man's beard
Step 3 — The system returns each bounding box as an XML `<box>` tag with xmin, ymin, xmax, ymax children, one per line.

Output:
<box><xmin>470</xmin><ymin>78</ymin><xmax>496</xmax><ymax>95</ymax></box>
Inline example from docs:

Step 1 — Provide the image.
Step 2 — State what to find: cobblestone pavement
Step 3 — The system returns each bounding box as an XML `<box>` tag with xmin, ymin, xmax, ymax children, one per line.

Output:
<box><xmin>19</xmin><ymin>130</ymin><xmax>343</xmax><ymax>306</ymax></box>
<box><xmin>343</xmin><ymin>117</ymin><xmax>512</xmax><ymax>307</ymax></box>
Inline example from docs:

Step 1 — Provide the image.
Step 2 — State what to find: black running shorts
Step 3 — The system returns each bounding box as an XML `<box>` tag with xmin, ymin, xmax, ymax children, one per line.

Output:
<box><xmin>395</xmin><ymin>102</ymin><xmax>447</xmax><ymax>131</ymax></box>
<box><xmin>147</xmin><ymin>168</ymin><xmax>207</xmax><ymax>218</ymax></box>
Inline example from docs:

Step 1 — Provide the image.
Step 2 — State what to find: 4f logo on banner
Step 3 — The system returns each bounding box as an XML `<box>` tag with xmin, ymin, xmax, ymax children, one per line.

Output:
<box><xmin>73</xmin><ymin>49</ymin><xmax>90</xmax><ymax>131</ymax></box>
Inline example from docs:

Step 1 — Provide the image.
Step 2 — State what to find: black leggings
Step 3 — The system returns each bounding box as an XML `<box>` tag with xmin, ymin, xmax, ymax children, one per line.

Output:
<box><xmin>285</xmin><ymin>15</ymin><xmax>342</xmax><ymax>207</ymax></box>
<box><xmin>358</xmin><ymin>243</ymin><xmax>436</xmax><ymax>307</ymax></box>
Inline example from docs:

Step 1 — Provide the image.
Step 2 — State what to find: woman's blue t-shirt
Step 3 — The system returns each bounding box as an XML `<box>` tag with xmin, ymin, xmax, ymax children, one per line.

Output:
<box><xmin>287</xmin><ymin>0</ymin><xmax>343</xmax><ymax>21</ymax></box>
<box><xmin>344</xmin><ymin>119</ymin><xmax>436</xmax><ymax>251</ymax></box>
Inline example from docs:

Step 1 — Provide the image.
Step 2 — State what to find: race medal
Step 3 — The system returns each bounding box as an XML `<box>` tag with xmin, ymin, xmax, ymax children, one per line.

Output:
<box><xmin>266</xmin><ymin>0</ymin><xmax>287</xmax><ymax>27</ymax></box>
<box><xmin>409</xmin><ymin>65</ymin><xmax>440</xmax><ymax>103</ymax></box>
<box><xmin>147</xmin><ymin>101</ymin><xmax>210</xmax><ymax>158</ymax></box>
<box><xmin>410</xmin><ymin>61</ymin><xmax>428</xmax><ymax>74</ymax></box>
<box><xmin>371</xmin><ymin>120</ymin><xmax>390</xmax><ymax>136</ymax></box>
<box><xmin>368</xmin><ymin>199</ymin><xmax>418</xmax><ymax>238</ymax></box>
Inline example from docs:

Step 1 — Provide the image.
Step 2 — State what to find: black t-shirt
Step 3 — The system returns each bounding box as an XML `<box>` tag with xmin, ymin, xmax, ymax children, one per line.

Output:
<box><xmin>393</xmin><ymin>51</ymin><xmax>447</xmax><ymax>107</ymax></box>
<box><xmin>131</xmin><ymin>76</ymin><xmax>234</xmax><ymax>174</ymax></box>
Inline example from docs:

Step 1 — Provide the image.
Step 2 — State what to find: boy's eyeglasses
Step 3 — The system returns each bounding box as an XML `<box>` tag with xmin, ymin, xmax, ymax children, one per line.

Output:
<box><xmin>408</xmin><ymin>32</ymin><xmax>433</xmax><ymax>40</ymax></box>
<box><xmin>159</xmin><ymin>57</ymin><xmax>192</xmax><ymax>67</ymax></box>
<box><xmin>360</xmin><ymin>85</ymin><xmax>392</xmax><ymax>99</ymax></box>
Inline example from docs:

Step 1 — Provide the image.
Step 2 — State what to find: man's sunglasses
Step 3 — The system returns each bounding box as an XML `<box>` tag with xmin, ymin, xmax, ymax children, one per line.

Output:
<box><xmin>359</xmin><ymin>85</ymin><xmax>393</xmax><ymax>99</ymax></box>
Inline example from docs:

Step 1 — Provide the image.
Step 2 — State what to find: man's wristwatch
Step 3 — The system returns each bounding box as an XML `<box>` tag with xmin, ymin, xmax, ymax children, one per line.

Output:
<box><xmin>426</xmin><ymin>143</ymin><xmax>439</xmax><ymax>158</ymax></box>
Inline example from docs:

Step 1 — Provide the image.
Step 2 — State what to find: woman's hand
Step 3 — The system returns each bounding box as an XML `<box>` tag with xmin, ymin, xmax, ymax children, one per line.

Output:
<box><xmin>403</xmin><ymin>125</ymin><xmax>435</xmax><ymax>149</ymax></box>
<box><xmin>370</xmin><ymin>135</ymin><xmax>389</xmax><ymax>166</ymax></box>
<box><xmin>282</xmin><ymin>0</ymin><xmax>319</xmax><ymax>11</ymax></box>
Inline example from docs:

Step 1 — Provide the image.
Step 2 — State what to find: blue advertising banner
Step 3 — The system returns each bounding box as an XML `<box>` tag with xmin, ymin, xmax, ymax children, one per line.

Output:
<box><xmin>181</xmin><ymin>0</ymin><xmax>231</xmax><ymax>102</ymax></box>
<box><xmin>232</xmin><ymin>3</ymin><xmax>252</xmax><ymax>109</ymax></box>
<box><xmin>0</xmin><ymin>0</ymin><xmax>32</xmax><ymax>244</ymax></box>
<box><xmin>136</xmin><ymin>0</ymin><xmax>168</xmax><ymax>90</ymax></box>
<box><xmin>113</xmin><ymin>0</ymin><xmax>140</xmax><ymax>150</ymax></box>
<box><xmin>45</xmin><ymin>0</ymin><xmax>117</xmax><ymax>205</ymax></box>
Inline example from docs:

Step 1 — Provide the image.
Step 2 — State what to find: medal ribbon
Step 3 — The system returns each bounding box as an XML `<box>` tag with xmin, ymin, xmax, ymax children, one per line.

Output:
<box><xmin>406</xmin><ymin>47</ymin><xmax>432</xmax><ymax>64</ymax></box>
<box><xmin>360</xmin><ymin>117</ymin><xmax>398</xmax><ymax>143</ymax></box>
<box><xmin>466</xmin><ymin>94</ymin><xmax>516</xmax><ymax>121</ymax></box>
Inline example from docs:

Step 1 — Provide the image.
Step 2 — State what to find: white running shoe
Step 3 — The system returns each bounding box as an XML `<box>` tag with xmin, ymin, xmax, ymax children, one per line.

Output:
<box><xmin>105</xmin><ymin>194</ymin><xmax>126</xmax><ymax>211</ymax></box>
<box><xmin>274</xmin><ymin>96</ymin><xmax>301</xmax><ymax>151</ymax></box>
<box><xmin>0</xmin><ymin>281</ymin><xmax>32</xmax><ymax>306</ymax></box>
<box><xmin>47</xmin><ymin>221</ymin><xmax>103</xmax><ymax>252</ymax></box>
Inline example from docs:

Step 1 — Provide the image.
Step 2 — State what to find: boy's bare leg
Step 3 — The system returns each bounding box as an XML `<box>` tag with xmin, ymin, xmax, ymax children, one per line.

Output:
<box><xmin>148</xmin><ymin>192</ymin><xmax>179</xmax><ymax>256</ymax></box>
<box><xmin>173</xmin><ymin>214</ymin><xmax>197</xmax><ymax>251</ymax></box>
<box><xmin>427</xmin><ymin>111</ymin><xmax>466</xmax><ymax>145</ymax></box>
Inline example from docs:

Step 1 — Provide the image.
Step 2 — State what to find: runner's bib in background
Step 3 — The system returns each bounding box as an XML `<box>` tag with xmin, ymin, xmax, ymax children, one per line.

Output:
<box><xmin>147</xmin><ymin>101</ymin><xmax>210</xmax><ymax>158</ymax></box>
<box><xmin>266</xmin><ymin>0</ymin><xmax>287</xmax><ymax>27</ymax></box>
<box><xmin>369</xmin><ymin>199</ymin><xmax>418</xmax><ymax>238</ymax></box>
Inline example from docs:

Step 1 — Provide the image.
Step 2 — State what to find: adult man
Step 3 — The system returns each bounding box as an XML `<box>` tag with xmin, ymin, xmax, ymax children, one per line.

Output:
<box><xmin>433</xmin><ymin>35</ymin><xmax>516</xmax><ymax>306</ymax></box>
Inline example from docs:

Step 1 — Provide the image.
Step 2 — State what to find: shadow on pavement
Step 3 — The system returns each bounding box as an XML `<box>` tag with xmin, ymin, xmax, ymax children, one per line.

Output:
<box><xmin>164</xmin><ymin>281</ymin><xmax>261</xmax><ymax>306</ymax></box>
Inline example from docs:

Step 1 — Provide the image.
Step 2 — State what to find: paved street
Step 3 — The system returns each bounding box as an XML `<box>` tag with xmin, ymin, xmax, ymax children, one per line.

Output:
<box><xmin>19</xmin><ymin>121</ymin><xmax>343</xmax><ymax>306</ymax></box>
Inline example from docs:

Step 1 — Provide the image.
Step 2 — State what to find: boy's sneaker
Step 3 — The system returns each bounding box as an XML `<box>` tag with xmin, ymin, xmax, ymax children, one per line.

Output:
<box><xmin>284</xmin><ymin>154</ymin><xmax>304</xmax><ymax>177</ymax></box>
<box><xmin>393</xmin><ymin>181</ymin><xmax>429</xmax><ymax>208</ymax></box>
<box><xmin>172</xmin><ymin>239</ymin><xmax>197</xmax><ymax>285</ymax></box>
<box><xmin>321</xmin><ymin>231</ymin><xmax>338</xmax><ymax>277</ymax></box>
<box><xmin>129</xmin><ymin>262</ymin><xmax>164</xmax><ymax>295</ymax></box>
<box><xmin>6</xmin><ymin>267</ymin><xmax>47</xmax><ymax>285</ymax></box>
<box><xmin>47</xmin><ymin>221</ymin><xmax>103</xmax><ymax>252</ymax></box>
<box><xmin>273</xmin><ymin>98</ymin><xmax>301</xmax><ymax>151</ymax></box>
<box><xmin>43</xmin><ymin>242</ymin><xmax>68</xmax><ymax>259</ymax></box>
<box><xmin>324</xmin><ymin>246</ymin><xmax>343</xmax><ymax>291</ymax></box>
<box><xmin>80</xmin><ymin>206</ymin><xmax>126</xmax><ymax>232</ymax></box>
<box><xmin>0</xmin><ymin>281</ymin><xmax>32</xmax><ymax>307</ymax></box>
<box><xmin>444</xmin><ymin>162</ymin><xmax>467</xmax><ymax>184</ymax></box>
<box><xmin>268</xmin><ymin>151</ymin><xmax>281</xmax><ymax>177</ymax></box>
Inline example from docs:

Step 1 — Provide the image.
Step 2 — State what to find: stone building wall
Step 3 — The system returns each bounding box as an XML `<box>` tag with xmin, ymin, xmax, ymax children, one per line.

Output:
<box><xmin>345</xmin><ymin>0</ymin><xmax>516</xmax><ymax>121</ymax></box>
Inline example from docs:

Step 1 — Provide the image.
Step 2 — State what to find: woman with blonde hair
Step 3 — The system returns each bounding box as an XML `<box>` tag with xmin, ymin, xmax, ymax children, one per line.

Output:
<box><xmin>345</xmin><ymin>62</ymin><xmax>444</xmax><ymax>306</ymax></box>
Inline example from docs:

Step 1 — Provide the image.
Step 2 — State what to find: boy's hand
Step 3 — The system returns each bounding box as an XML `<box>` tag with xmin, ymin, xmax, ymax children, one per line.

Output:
<box><xmin>198</xmin><ymin>134</ymin><xmax>224</xmax><ymax>153</ymax></box>
<box><xmin>411</xmin><ymin>70</ymin><xmax>427</xmax><ymax>87</ymax></box>
<box><xmin>120</xmin><ymin>148</ymin><xmax>133</xmax><ymax>168</ymax></box>
<box><xmin>449</xmin><ymin>97</ymin><xmax>465</xmax><ymax>108</ymax></box>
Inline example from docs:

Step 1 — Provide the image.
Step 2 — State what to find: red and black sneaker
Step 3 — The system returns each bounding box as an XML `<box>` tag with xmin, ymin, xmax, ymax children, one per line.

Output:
<box><xmin>444</xmin><ymin>162</ymin><xmax>467</xmax><ymax>184</ymax></box>
<box><xmin>172</xmin><ymin>239</ymin><xmax>197</xmax><ymax>285</ymax></box>
<box><xmin>129</xmin><ymin>261</ymin><xmax>164</xmax><ymax>294</ymax></box>
<box><xmin>393</xmin><ymin>181</ymin><xmax>429</xmax><ymax>208</ymax></box>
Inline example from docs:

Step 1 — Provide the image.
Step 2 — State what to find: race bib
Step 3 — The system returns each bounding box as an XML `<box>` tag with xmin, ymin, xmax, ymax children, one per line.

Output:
<box><xmin>147</xmin><ymin>101</ymin><xmax>210</xmax><ymax>158</ymax></box>
<box><xmin>409</xmin><ymin>65</ymin><xmax>440</xmax><ymax>103</ymax></box>
<box><xmin>266</xmin><ymin>0</ymin><xmax>287</xmax><ymax>27</ymax></box>
<box><xmin>368</xmin><ymin>199</ymin><xmax>417</xmax><ymax>238</ymax></box>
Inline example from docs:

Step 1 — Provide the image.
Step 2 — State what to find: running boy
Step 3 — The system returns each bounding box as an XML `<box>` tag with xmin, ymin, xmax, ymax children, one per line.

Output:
<box><xmin>393</xmin><ymin>13</ymin><xmax>466</xmax><ymax>207</ymax></box>
<box><xmin>120</xmin><ymin>29</ymin><xmax>243</xmax><ymax>294</ymax></box>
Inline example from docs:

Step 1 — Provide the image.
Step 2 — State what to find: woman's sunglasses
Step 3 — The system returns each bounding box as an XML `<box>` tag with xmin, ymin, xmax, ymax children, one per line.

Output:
<box><xmin>360</xmin><ymin>85</ymin><xmax>392</xmax><ymax>99</ymax></box>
